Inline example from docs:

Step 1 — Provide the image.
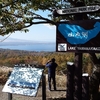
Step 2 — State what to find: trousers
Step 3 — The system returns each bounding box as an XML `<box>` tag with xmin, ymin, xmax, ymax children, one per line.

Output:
<box><xmin>48</xmin><ymin>74</ymin><xmax>56</xmax><ymax>90</ymax></box>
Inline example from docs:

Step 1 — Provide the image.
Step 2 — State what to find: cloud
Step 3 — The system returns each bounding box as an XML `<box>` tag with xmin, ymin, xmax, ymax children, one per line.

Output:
<box><xmin>43</xmin><ymin>24</ymin><xmax>56</xmax><ymax>30</ymax></box>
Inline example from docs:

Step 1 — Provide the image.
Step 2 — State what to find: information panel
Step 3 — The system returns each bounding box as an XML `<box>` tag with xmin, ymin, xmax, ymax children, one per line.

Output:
<box><xmin>56</xmin><ymin>19</ymin><xmax>100</xmax><ymax>53</ymax></box>
<box><xmin>2</xmin><ymin>67</ymin><xmax>44</xmax><ymax>96</ymax></box>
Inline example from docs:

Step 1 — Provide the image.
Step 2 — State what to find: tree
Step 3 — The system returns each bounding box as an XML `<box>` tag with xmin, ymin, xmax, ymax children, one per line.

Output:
<box><xmin>0</xmin><ymin>0</ymin><xmax>100</xmax><ymax>35</ymax></box>
<box><xmin>89</xmin><ymin>53</ymin><xmax>100</xmax><ymax>100</ymax></box>
<box><xmin>0</xmin><ymin>0</ymin><xmax>61</xmax><ymax>35</ymax></box>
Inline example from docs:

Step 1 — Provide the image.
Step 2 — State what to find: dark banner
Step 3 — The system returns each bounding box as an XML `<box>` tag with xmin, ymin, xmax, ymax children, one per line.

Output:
<box><xmin>56</xmin><ymin>19</ymin><xmax>100</xmax><ymax>53</ymax></box>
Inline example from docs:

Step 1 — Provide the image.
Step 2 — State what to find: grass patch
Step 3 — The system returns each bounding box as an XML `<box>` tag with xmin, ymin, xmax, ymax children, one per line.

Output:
<box><xmin>0</xmin><ymin>66</ymin><xmax>12</xmax><ymax>85</ymax></box>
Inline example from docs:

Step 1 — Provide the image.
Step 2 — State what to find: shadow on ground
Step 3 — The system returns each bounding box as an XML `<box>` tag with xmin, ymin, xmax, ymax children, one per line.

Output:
<box><xmin>47</xmin><ymin>97</ymin><xmax>66</xmax><ymax>100</ymax></box>
<box><xmin>50</xmin><ymin>89</ymin><xmax>66</xmax><ymax>92</ymax></box>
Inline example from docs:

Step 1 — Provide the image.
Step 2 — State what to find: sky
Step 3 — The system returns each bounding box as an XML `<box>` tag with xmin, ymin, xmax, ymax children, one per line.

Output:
<box><xmin>0</xmin><ymin>10</ymin><xmax>56</xmax><ymax>43</ymax></box>
<box><xmin>7</xmin><ymin>10</ymin><xmax>56</xmax><ymax>43</ymax></box>
<box><xmin>9</xmin><ymin>24</ymin><xmax>56</xmax><ymax>42</ymax></box>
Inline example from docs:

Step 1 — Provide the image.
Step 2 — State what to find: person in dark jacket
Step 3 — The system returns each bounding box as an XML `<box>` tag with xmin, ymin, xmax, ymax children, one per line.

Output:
<box><xmin>46</xmin><ymin>58</ymin><xmax>58</xmax><ymax>91</ymax></box>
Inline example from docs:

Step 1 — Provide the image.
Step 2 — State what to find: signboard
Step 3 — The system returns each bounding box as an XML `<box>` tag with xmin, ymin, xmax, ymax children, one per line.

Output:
<box><xmin>53</xmin><ymin>5</ymin><xmax>100</xmax><ymax>16</ymax></box>
<box><xmin>2</xmin><ymin>67</ymin><xmax>44</xmax><ymax>96</ymax></box>
<box><xmin>56</xmin><ymin>19</ymin><xmax>100</xmax><ymax>53</ymax></box>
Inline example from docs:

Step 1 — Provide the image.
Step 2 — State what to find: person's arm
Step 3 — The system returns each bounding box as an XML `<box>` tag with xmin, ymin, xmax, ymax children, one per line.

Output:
<box><xmin>45</xmin><ymin>61</ymin><xmax>51</xmax><ymax>67</ymax></box>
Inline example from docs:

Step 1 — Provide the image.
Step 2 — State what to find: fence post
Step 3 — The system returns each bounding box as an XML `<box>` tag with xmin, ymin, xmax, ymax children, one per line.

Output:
<box><xmin>42</xmin><ymin>74</ymin><xmax>46</xmax><ymax>100</ymax></box>
<box><xmin>66</xmin><ymin>62</ymin><xmax>75</xmax><ymax>100</ymax></box>
<box><xmin>82</xmin><ymin>73</ymin><xmax>90</xmax><ymax>100</ymax></box>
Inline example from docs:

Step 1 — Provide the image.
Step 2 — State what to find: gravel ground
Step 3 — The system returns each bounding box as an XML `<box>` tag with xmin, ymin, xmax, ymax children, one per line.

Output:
<box><xmin>0</xmin><ymin>85</ymin><xmax>66</xmax><ymax>100</ymax></box>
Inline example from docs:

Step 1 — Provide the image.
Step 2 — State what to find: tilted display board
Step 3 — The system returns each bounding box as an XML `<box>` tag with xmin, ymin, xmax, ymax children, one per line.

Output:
<box><xmin>2</xmin><ymin>67</ymin><xmax>44</xmax><ymax>96</ymax></box>
<box><xmin>56</xmin><ymin>19</ymin><xmax>100</xmax><ymax>53</ymax></box>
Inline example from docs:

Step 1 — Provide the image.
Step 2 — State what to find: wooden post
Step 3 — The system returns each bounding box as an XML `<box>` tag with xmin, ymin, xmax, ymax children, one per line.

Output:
<box><xmin>73</xmin><ymin>1</ymin><xmax>86</xmax><ymax>100</ymax></box>
<box><xmin>42</xmin><ymin>74</ymin><xmax>46</xmax><ymax>100</ymax></box>
<box><xmin>82</xmin><ymin>73</ymin><xmax>90</xmax><ymax>100</ymax></box>
<box><xmin>74</xmin><ymin>53</ymin><xmax>82</xmax><ymax>100</ymax></box>
<box><xmin>66</xmin><ymin>62</ymin><xmax>75</xmax><ymax>100</ymax></box>
<box><xmin>8</xmin><ymin>93</ymin><xmax>12</xmax><ymax>100</ymax></box>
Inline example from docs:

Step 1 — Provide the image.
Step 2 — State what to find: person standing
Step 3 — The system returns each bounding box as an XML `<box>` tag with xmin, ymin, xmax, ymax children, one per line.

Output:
<box><xmin>46</xmin><ymin>58</ymin><xmax>58</xmax><ymax>91</ymax></box>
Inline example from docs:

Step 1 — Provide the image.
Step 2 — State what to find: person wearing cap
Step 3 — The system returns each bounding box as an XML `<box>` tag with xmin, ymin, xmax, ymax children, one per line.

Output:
<box><xmin>46</xmin><ymin>58</ymin><xmax>58</xmax><ymax>91</ymax></box>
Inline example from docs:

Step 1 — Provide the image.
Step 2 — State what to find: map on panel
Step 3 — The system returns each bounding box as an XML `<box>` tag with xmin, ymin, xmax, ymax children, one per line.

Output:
<box><xmin>58</xmin><ymin>22</ymin><xmax>100</xmax><ymax>45</ymax></box>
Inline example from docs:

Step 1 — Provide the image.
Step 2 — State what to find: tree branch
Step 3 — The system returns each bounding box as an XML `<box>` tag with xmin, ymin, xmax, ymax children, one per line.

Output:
<box><xmin>89</xmin><ymin>53</ymin><xmax>98</xmax><ymax>64</ymax></box>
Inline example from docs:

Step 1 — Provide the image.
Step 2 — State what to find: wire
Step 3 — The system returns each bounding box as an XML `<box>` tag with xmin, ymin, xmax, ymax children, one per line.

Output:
<box><xmin>0</xmin><ymin>33</ymin><xmax>12</xmax><ymax>42</ymax></box>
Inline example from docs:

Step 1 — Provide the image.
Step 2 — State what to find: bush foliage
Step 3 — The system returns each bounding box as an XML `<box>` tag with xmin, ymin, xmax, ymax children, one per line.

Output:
<box><xmin>0</xmin><ymin>49</ymin><xmax>94</xmax><ymax>75</ymax></box>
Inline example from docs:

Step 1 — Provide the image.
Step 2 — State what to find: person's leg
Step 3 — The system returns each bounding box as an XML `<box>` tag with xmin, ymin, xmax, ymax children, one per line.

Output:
<box><xmin>52</xmin><ymin>76</ymin><xmax>56</xmax><ymax>90</ymax></box>
<box><xmin>48</xmin><ymin>75</ymin><xmax>51</xmax><ymax>90</ymax></box>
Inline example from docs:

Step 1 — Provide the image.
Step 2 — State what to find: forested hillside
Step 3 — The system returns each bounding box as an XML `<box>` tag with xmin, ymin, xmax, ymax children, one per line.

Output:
<box><xmin>0</xmin><ymin>49</ymin><xmax>95</xmax><ymax>75</ymax></box>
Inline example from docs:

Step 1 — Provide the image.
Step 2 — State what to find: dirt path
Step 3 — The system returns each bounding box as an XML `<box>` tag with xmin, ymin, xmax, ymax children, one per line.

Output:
<box><xmin>0</xmin><ymin>85</ymin><xmax>66</xmax><ymax>100</ymax></box>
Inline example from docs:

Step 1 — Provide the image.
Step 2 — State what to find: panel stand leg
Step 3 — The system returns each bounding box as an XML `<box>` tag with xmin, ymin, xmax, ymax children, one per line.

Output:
<box><xmin>42</xmin><ymin>74</ymin><xmax>46</xmax><ymax>100</ymax></box>
<box><xmin>8</xmin><ymin>93</ymin><xmax>12</xmax><ymax>100</ymax></box>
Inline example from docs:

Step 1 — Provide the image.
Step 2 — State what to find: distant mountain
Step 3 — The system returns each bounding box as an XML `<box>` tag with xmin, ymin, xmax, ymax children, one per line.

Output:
<box><xmin>0</xmin><ymin>36</ymin><xmax>55</xmax><ymax>46</ymax></box>
<box><xmin>0</xmin><ymin>36</ymin><xmax>33</xmax><ymax>43</ymax></box>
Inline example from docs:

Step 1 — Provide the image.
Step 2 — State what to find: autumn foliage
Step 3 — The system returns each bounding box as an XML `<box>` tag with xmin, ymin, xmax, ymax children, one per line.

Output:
<box><xmin>0</xmin><ymin>49</ymin><xmax>93</xmax><ymax>75</ymax></box>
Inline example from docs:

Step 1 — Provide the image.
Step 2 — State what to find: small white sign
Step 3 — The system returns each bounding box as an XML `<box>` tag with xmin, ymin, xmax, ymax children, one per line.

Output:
<box><xmin>56</xmin><ymin>5</ymin><xmax>100</xmax><ymax>15</ymax></box>
<box><xmin>2</xmin><ymin>67</ymin><xmax>44</xmax><ymax>96</ymax></box>
<box><xmin>58</xmin><ymin>43</ymin><xmax>67</xmax><ymax>51</ymax></box>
